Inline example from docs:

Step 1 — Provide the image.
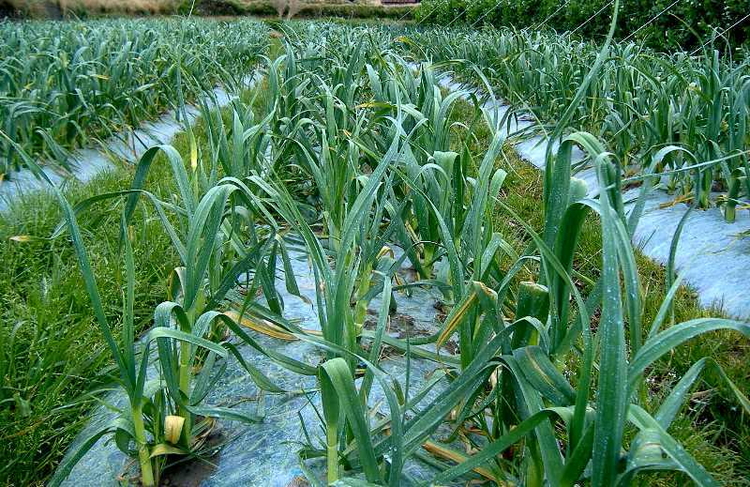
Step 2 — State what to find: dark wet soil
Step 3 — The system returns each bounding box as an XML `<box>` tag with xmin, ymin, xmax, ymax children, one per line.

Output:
<box><xmin>363</xmin><ymin>312</ymin><xmax>433</xmax><ymax>339</ymax></box>
<box><xmin>160</xmin><ymin>458</ymin><xmax>216</xmax><ymax>487</ymax></box>
<box><xmin>158</xmin><ymin>427</ymin><xmax>223</xmax><ymax>487</ymax></box>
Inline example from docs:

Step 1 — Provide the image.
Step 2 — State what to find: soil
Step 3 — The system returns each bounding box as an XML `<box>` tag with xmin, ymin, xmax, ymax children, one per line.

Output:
<box><xmin>622</xmin><ymin>179</ymin><xmax>643</xmax><ymax>191</ymax></box>
<box><xmin>443</xmin><ymin>339</ymin><xmax>459</xmax><ymax>355</ymax></box>
<box><xmin>0</xmin><ymin>0</ymin><xmax>19</xmax><ymax>18</ymax></box>
<box><xmin>160</xmin><ymin>458</ymin><xmax>216</xmax><ymax>487</ymax></box>
<box><xmin>158</xmin><ymin>426</ymin><xmax>224</xmax><ymax>487</ymax></box>
<box><xmin>363</xmin><ymin>312</ymin><xmax>432</xmax><ymax>339</ymax></box>
<box><xmin>286</xmin><ymin>476</ymin><xmax>311</xmax><ymax>487</ymax></box>
<box><xmin>433</xmin><ymin>300</ymin><xmax>449</xmax><ymax>322</ymax></box>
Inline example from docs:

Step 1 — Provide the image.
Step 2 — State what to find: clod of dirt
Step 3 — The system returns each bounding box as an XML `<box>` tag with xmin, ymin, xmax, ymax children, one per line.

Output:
<box><xmin>443</xmin><ymin>339</ymin><xmax>459</xmax><ymax>355</ymax></box>
<box><xmin>159</xmin><ymin>457</ymin><xmax>216</xmax><ymax>487</ymax></box>
<box><xmin>286</xmin><ymin>476</ymin><xmax>311</xmax><ymax>487</ymax></box>
<box><xmin>158</xmin><ymin>428</ymin><xmax>223</xmax><ymax>487</ymax></box>
<box><xmin>364</xmin><ymin>312</ymin><xmax>431</xmax><ymax>339</ymax></box>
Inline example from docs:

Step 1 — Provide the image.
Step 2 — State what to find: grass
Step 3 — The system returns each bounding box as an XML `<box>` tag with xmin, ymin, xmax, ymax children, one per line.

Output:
<box><xmin>0</xmin><ymin>165</ymin><xmax>179</xmax><ymax>485</ymax></box>
<box><xmin>499</xmin><ymin>147</ymin><xmax>750</xmax><ymax>484</ymax></box>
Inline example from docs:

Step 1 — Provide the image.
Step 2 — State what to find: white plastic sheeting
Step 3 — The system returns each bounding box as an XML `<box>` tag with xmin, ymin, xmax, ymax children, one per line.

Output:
<box><xmin>57</xmin><ymin>248</ymin><xmax>452</xmax><ymax>486</ymax></box>
<box><xmin>430</xmin><ymin>64</ymin><xmax>750</xmax><ymax>319</ymax></box>
<box><xmin>0</xmin><ymin>73</ymin><xmax>262</xmax><ymax>212</ymax></box>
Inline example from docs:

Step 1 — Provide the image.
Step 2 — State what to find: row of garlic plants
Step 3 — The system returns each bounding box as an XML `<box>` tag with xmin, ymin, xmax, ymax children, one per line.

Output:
<box><xmin>39</xmin><ymin>22</ymin><xmax>750</xmax><ymax>486</ymax></box>
<box><xmin>0</xmin><ymin>18</ymin><xmax>268</xmax><ymax>178</ymax></box>
<box><xmin>397</xmin><ymin>27</ymin><xmax>750</xmax><ymax>222</ymax></box>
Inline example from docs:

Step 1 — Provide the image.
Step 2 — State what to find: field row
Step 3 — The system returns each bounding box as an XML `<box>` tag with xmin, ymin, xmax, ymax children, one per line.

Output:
<box><xmin>2</xmin><ymin>19</ymin><xmax>748</xmax><ymax>224</ymax></box>
<box><xmin>0</xmin><ymin>18</ymin><xmax>267</xmax><ymax>177</ymax></box>
<box><xmin>401</xmin><ymin>27</ymin><xmax>750</xmax><ymax>220</ymax></box>
<box><xmin>1</xmin><ymin>19</ymin><xmax>749</xmax><ymax>487</ymax></box>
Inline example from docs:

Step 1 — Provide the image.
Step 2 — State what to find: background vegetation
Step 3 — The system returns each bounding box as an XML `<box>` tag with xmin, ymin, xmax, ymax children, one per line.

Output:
<box><xmin>0</xmin><ymin>0</ymin><xmax>417</xmax><ymax>19</ymax></box>
<box><xmin>415</xmin><ymin>0</ymin><xmax>750</xmax><ymax>51</ymax></box>
<box><xmin>0</xmin><ymin>0</ymin><xmax>183</xmax><ymax>17</ymax></box>
<box><xmin>190</xmin><ymin>0</ymin><xmax>416</xmax><ymax>20</ymax></box>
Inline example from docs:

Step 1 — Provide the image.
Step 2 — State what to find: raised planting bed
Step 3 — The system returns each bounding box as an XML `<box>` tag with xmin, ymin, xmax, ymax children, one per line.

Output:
<box><xmin>0</xmin><ymin>73</ymin><xmax>262</xmax><ymax>213</ymax></box>
<box><xmin>433</xmin><ymin>66</ymin><xmax>750</xmax><ymax>320</ymax></box>
<box><xmin>55</xmin><ymin>247</ymin><xmax>456</xmax><ymax>486</ymax></box>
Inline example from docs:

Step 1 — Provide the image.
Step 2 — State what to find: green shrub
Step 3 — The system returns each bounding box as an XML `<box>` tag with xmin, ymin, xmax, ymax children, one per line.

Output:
<box><xmin>416</xmin><ymin>0</ymin><xmax>749</xmax><ymax>51</ymax></box>
<box><xmin>221</xmin><ymin>1</ymin><xmax>416</xmax><ymax>20</ymax></box>
<box><xmin>300</xmin><ymin>3</ymin><xmax>415</xmax><ymax>19</ymax></box>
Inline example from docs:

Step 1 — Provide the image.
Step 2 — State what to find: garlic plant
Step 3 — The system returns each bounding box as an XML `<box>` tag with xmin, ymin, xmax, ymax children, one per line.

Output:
<box><xmin>400</xmin><ymin>25</ymin><xmax>750</xmax><ymax>219</ymax></box>
<box><xmin>20</xmin><ymin>18</ymin><xmax>750</xmax><ymax>487</ymax></box>
<box><xmin>0</xmin><ymin>18</ymin><xmax>267</xmax><ymax>177</ymax></box>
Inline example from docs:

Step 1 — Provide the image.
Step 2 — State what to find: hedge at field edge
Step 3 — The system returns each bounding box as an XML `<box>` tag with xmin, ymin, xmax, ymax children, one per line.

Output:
<box><xmin>0</xmin><ymin>0</ymin><xmax>190</xmax><ymax>17</ymax></box>
<box><xmin>415</xmin><ymin>0</ymin><xmax>749</xmax><ymax>52</ymax></box>
<box><xmin>194</xmin><ymin>0</ymin><xmax>416</xmax><ymax>20</ymax></box>
<box><xmin>0</xmin><ymin>0</ymin><xmax>417</xmax><ymax>19</ymax></box>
